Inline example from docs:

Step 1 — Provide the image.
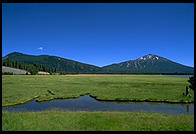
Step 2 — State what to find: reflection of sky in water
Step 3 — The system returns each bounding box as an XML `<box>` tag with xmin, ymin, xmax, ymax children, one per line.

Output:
<box><xmin>165</xmin><ymin>75</ymin><xmax>193</xmax><ymax>78</ymax></box>
<box><xmin>3</xmin><ymin>95</ymin><xmax>194</xmax><ymax>115</ymax></box>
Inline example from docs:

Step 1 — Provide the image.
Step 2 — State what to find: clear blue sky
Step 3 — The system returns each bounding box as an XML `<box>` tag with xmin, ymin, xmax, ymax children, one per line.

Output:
<box><xmin>2</xmin><ymin>3</ymin><xmax>194</xmax><ymax>67</ymax></box>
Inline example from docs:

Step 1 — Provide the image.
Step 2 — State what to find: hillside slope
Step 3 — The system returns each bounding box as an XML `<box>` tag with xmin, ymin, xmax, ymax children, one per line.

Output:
<box><xmin>2</xmin><ymin>66</ymin><xmax>30</xmax><ymax>75</ymax></box>
<box><xmin>2</xmin><ymin>52</ymin><xmax>102</xmax><ymax>74</ymax></box>
<box><xmin>2</xmin><ymin>52</ymin><xmax>194</xmax><ymax>74</ymax></box>
<box><xmin>102</xmin><ymin>54</ymin><xmax>194</xmax><ymax>74</ymax></box>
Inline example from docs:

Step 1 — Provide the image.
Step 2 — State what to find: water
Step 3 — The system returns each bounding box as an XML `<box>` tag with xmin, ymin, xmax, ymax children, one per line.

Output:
<box><xmin>165</xmin><ymin>75</ymin><xmax>193</xmax><ymax>78</ymax></box>
<box><xmin>2</xmin><ymin>95</ymin><xmax>194</xmax><ymax>115</ymax></box>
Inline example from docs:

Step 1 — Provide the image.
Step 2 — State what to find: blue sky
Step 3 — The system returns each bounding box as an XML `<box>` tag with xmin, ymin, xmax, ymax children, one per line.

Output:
<box><xmin>2</xmin><ymin>3</ymin><xmax>194</xmax><ymax>67</ymax></box>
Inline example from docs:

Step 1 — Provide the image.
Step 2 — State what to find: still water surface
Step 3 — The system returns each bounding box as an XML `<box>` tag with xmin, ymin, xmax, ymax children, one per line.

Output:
<box><xmin>3</xmin><ymin>95</ymin><xmax>194</xmax><ymax>115</ymax></box>
<box><xmin>165</xmin><ymin>75</ymin><xmax>193</xmax><ymax>78</ymax></box>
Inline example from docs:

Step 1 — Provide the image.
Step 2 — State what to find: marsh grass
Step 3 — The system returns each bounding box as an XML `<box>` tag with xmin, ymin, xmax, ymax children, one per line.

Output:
<box><xmin>2</xmin><ymin>75</ymin><xmax>194</xmax><ymax>131</ymax></box>
<box><xmin>2</xmin><ymin>111</ymin><xmax>194</xmax><ymax>131</ymax></box>
<box><xmin>2</xmin><ymin>75</ymin><xmax>193</xmax><ymax>106</ymax></box>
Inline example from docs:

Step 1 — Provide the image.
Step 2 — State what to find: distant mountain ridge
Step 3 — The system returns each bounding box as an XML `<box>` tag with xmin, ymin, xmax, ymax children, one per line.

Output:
<box><xmin>102</xmin><ymin>54</ymin><xmax>194</xmax><ymax>74</ymax></box>
<box><xmin>2</xmin><ymin>52</ymin><xmax>194</xmax><ymax>74</ymax></box>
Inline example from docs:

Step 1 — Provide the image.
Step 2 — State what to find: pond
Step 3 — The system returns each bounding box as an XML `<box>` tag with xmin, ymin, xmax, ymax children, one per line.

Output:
<box><xmin>165</xmin><ymin>75</ymin><xmax>193</xmax><ymax>78</ymax></box>
<box><xmin>3</xmin><ymin>95</ymin><xmax>194</xmax><ymax>115</ymax></box>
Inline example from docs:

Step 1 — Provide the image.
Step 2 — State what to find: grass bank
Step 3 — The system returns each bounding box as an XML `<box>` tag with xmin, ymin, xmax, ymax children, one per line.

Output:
<box><xmin>2</xmin><ymin>75</ymin><xmax>193</xmax><ymax>106</ymax></box>
<box><xmin>2</xmin><ymin>111</ymin><xmax>194</xmax><ymax>131</ymax></box>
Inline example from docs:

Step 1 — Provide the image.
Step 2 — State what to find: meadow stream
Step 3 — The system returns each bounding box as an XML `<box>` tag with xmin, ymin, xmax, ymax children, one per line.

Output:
<box><xmin>3</xmin><ymin>95</ymin><xmax>194</xmax><ymax>115</ymax></box>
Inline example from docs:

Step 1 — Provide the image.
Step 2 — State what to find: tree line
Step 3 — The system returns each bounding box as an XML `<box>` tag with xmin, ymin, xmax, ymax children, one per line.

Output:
<box><xmin>2</xmin><ymin>59</ymin><xmax>57</xmax><ymax>75</ymax></box>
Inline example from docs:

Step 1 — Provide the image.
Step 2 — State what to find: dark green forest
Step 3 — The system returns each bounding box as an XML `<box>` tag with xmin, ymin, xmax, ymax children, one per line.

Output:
<box><xmin>2</xmin><ymin>59</ymin><xmax>56</xmax><ymax>75</ymax></box>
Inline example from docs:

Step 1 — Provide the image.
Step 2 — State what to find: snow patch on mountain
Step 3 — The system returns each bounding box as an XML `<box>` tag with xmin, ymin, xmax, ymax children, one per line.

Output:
<box><xmin>148</xmin><ymin>55</ymin><xmax>152</xmax><ymax>58</ymax></box>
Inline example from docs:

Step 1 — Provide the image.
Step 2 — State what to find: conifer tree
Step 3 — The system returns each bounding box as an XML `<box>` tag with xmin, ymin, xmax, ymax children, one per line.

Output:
<box><xmin>188</xmin><ymin>76</ymin><xmax>194</xmax><ymax>91</ymax></box>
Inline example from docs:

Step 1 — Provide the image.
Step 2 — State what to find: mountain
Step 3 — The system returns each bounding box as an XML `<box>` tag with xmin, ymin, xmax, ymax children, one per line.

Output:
<box><xmin>2</xmin><ymin>52</ymin><xmax>102</xmax><ymax>74</ymax></box>
<box><xmin>2</xmin><ymin>52</ymin><xmax>194</xmax><ymax>74</ymax></box>
<box><xmin>102</xmin><ymin>54</ymin><xmax>194</xmax><ymax>74</ymax></box>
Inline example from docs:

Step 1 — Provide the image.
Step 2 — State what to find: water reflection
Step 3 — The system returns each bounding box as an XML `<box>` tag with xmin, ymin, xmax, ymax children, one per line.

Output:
<box><xmin>3</xmin><ymin>95</ymin><xmax>194</xmax><ymax>115</ymax></box>
<box><xmin>165</xmin><ymin>75</ymin><xmax>193</xmax><ymax>78</ymax></box>
<box><xmin>186</xmin><ymin>105</ymin><xmax>190</xmax><ymax>112</ymax></box>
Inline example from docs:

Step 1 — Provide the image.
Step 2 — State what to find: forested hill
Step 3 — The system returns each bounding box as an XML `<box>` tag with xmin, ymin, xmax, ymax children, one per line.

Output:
<box><xmin>2</xmin><ymin>52</ymin><xmax>102</xmax><ymax>74</ymax></box>
<box><xmin>2</xmin><ymin>52</ymin><xmax>194</xmax><ymax>74</ymax></box>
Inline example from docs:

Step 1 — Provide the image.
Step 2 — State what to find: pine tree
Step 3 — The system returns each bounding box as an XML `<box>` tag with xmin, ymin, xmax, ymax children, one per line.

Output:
<box><xmin>19</xmin><ymin>63</ymin><xmax>21</xmax><ymax>69</ymax></box>
<box><xmin>3</xmin><ymin>61</ymin><xmax>5</xmax><ymax>66</ymax></box>
<box><xmin>188</xmin><ymin>76</ymin><xmax>194</xmax><ymax>91</ymax></box>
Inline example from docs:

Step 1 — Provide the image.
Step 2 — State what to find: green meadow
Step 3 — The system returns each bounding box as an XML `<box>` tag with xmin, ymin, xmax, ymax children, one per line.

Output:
<box><xmin>2</xmin><ymin>75</ymin><xmax>194</xmax><ymax>131</ymax></box>
<box><xmin>2</xmin><ymin>75</ymin><xmax>193</xmax><ymax>106</ymax></box>
<box><xmin>2</xmin><ymin>111</ymin><xmax>194</xmax><ymax>131</ymax></box>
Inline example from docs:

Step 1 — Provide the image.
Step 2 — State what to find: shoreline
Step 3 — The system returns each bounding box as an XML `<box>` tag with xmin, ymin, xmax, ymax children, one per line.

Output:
<box><xmin>3</xmin><ymin>93</ymin><xmax>194</xmax><ymax>107</ymax></box>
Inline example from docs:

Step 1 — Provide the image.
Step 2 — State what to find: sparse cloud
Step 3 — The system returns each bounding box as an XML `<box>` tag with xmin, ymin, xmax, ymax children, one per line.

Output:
<box><xmin>38</xmin><ymin>47</ymin><xmax>43</xmax><ymax>51</ymax></box>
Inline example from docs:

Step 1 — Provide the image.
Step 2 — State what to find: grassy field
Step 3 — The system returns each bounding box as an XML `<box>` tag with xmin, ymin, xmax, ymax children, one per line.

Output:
<box><xmin>2</xmin><ymin>111</ymin><xmax>194</xmax><ymax>131</ymax></box>
<box><xmin>2</xmin><ymin>75</ymin><xmax>194</xmax><ymax>131</ymax></box>
<box><xmin>2</xmin><ymin>75</ymin><xmax>194</xmax><ymax>106</ymax></box>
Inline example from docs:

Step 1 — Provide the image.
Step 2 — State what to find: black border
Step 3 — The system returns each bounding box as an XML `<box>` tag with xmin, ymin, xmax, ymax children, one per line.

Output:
<box><xmin>1</xmin><ymin>1</ymin><xmax>195</xmax><ymax>133</ymax></box>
